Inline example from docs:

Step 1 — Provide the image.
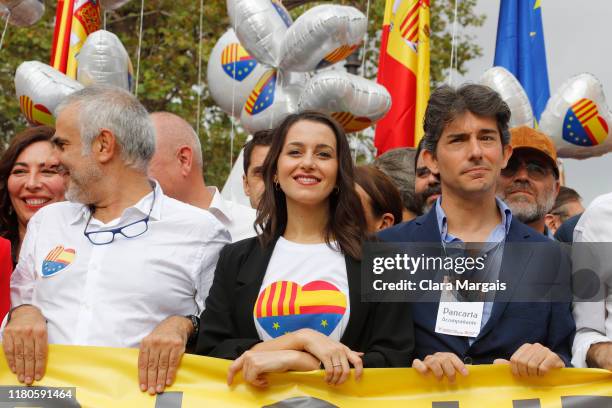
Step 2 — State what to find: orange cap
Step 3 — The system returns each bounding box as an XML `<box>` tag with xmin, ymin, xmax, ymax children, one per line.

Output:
<box><xmin>509</xmin><ymin>126</ymin><xmax>559</xmax><ymax>176</ymax></box>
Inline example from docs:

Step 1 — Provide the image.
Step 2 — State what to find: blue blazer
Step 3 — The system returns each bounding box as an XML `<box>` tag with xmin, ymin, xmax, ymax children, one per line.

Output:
<box><xmin>378</xmin><ymin>208</ymin><xmax>575</xmax><ymax>366</ymax></box>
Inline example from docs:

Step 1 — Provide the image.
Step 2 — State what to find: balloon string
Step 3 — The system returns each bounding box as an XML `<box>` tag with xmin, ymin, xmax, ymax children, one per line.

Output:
<box><xmin>229</xmin><ymin>8</ymin><xmax>239</xmax><ymax>170</ymax></box>
<box><xmin>134</xmin><ymin>0</ymin><xmax>145</xmax><ymax>97</ymax></box>
<box><xmin>447</xmin><ymin>0</ymin><xmax>459</xmax><ymax>86</ymax></box>
<box><xmin>196</xmin><ymin>0</ymin><xmax>204</xmax><ymax>139</ymax></box>
<box><xmin>360</xmin><ymin>0</ymin><xmax>371</xmax><ymax>75</ymax></box>
<box><xmin>0</xmin><ymin>11</ymin><xmax>10</xmax><ymax>52</ymax></box>
<box><xmin>103</xmin><ymin>10</ymin><xmax>107</xmax><ymax>30</ymax></box>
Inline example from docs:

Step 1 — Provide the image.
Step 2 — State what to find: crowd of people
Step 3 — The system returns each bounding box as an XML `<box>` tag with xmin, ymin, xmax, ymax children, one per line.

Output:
<box><xmin>0</xmin><ymin>83</ymin><xmax>610</xmax><ymax>395</ymax></box>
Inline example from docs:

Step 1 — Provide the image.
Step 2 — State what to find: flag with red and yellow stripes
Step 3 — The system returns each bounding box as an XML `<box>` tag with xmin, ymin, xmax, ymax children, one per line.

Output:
<box><xmin>50</xmin><ymin>0</ymin><xmax>100</xmax><ymax>78</ymax></box>
<box><xmin>375</xmin><ymin>0</ymin><xmax>430</xmax><ymax>154</ymax></box>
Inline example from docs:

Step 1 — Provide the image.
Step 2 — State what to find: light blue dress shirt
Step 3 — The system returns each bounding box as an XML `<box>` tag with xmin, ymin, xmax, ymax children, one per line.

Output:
<box><xmin>434</xmin><ymin>197</ymin><xmax>513</xmax><ymax>344</ymax></box>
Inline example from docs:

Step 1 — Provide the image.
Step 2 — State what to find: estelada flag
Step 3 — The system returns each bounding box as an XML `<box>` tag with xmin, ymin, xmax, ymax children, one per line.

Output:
<box><xmin>375</xmin><ymin>0</ymin><xmax>430</xmax><ymax>154</ymax></box>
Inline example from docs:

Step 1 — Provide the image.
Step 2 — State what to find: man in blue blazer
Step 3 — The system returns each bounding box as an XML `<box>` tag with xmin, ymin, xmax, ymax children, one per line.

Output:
<box><xmin>378</xmin><ymin>84</ymin><xmax>575</xmax><ymax>382</ymax></box>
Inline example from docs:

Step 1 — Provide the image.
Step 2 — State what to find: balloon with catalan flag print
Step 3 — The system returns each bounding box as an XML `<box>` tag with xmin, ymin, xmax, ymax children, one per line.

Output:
<box><xmin>540</xmin><ymin>73</ymin><xmax>612</xmax><ymax>159</ymax></box>
<box><xmin>207</xmin><ymin>29</ymin><xmax>268</xmax><ymax>118</ymax></box>
<box><xmin>299</xmin><ymin>71</ymin><xmax>392</xmax><ymax>133</ymax></box>
<box><xmin>227</xmin><ymin>0</ymin><xmax>292</xmax><ymax>67</ymax></box>
<box><xmin>208</xmin><ymin>1</ymin><xmax>389</xmax><ymax>134</ymax></box>
<box><xmin>279</xmin><ymin>5</ymin><xmax>367</xmax><ymax>72</ymax></box>
<box><xmin>15</xmin><ymin>61</ymin><xmax>84</xmax><ymax>126</ymax></box>
<box><xmin>239</xmin><ymin>69</ymin><xmax>307</xmax><ymax>134</ymax></box>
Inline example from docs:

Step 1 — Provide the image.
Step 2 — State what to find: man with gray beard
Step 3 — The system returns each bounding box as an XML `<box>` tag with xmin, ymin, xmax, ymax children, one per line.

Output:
<box><xmin>2</xmin><ymin>85</ymin><xmax>229</xmax><ymax>394</ymax></box>
<box><xmin>497</xmin><ymin>126</ymin><xmax>560</xmax><ymax>237</ymax></box>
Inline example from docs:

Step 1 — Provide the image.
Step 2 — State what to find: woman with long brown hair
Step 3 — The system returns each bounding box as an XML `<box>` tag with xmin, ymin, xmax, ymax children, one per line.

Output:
<box><xmin>194</xmin><ymin>111</ymin><xmax>414</xmax><ymax>387</ymax></box>
<box><xmin>0</xmin><ymin>126</ymin><xmax>67</xmax><ymax>264</ymax></box>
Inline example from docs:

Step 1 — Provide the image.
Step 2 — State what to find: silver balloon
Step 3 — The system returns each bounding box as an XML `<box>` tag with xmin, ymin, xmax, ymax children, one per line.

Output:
<box><xmin>479</xmin><ymin>66</ymin><xmax>534</xmax><ymax>128</ymax></box>
<box><xmin>540</xmin><ymin>73</ymin><xmax>612</xmax><ymax>159</ymax></box>
<box><xmin>298</xmin><ymin>70</ymin><xmax>391</xmax><ymax>133</ymax></box>
<box><xmin>77</xmin><ymin>30</ymin><xmax>133</xmax><ymax>92</ymax></box>
<box><xmin>239</xmin><ymin>69</ymin><xmax>307</xmax><ymax>134</ymax></box>
<box><xmin>207</xmin><ymin>29</ymin><xmax>269</xmax><ymax>117</ymax></box>
<box><xmin>227</xmin><ymin>0</ymin><xmax>292</xmax><ymax>67</ymax></box>
<box><xmin>15</xmin><ymin>61</ymin><xmax>84</xmax><ymax>126</ymax></box>
<box><xmin>0</xmin><ymin>0</ymin><xmax>44</xmax><ymax>26</ymax></box>
<box><xmin>280</xmin><ymin>5</ymin><xmax>366</xmax><ymax>72</ymax></box>
<box><xmin>99</xmin><ymin>0</ymin><xmax>131</xmax><ymax>10</ymax></box>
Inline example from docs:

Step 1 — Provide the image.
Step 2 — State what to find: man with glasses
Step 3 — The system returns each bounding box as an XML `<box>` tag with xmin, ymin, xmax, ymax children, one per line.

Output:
<box><xmin>1</xmin><ymin>86</ymin><xmax>230</xmax><ymax>395</ymax></box>
<box><xmin>497</xmin><ymin>126</ymin><xmax>560</xmax><ymax>237</ymax></box>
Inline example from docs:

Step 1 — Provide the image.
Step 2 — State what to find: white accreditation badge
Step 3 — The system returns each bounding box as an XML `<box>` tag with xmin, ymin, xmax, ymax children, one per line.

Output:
<box><xmin>434</xmin><ymin>287</ymin><xmax>484</xmax><ymax>337</ymax></box>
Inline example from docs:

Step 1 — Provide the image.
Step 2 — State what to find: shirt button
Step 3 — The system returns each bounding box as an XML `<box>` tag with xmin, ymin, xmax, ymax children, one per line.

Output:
<box><xmin>463</xmin><ymin>356</ymin><xmax>473</xmax><ymax>365</ymax></box>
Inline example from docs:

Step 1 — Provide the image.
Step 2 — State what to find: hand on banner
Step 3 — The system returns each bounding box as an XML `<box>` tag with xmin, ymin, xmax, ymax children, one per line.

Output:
<box><xmin>227</xmin><ymin>350</ymin><xmax>320</xmax><ymax>387</ymax></box>
<box><xmin>412</xmin><ymin>352</ymin><xmax>469</xmax><ymax>382</ymax></box>
<box><xmin>298</xmin><ymin>328</ymin><xmax>363</xmax><ymax>385</ymax></box>
<box><xmin>1</xmin><ymin>304</ymin><xmax>48</xmax><ymax>385</ymax></box>
<box><xmin>494</xmin><ymin>343</ymin><xmax>565</xmax><ymax>376</ymax></box>
<box><xmin>586</xmin><ymin>342</ymin><xmax>612</xmax><ymax>370</ymax></box>
<box><xmin>138</xmin><ymin>316</ymin><xmax>193</xmax><ymax>395</ymax></box>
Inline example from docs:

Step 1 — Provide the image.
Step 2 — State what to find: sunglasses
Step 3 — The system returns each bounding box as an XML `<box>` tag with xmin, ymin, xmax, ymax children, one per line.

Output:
<box><xmin>501</xmin><ymin>157</ymin><xmax>552</xmax><ymax>180</ymax></box>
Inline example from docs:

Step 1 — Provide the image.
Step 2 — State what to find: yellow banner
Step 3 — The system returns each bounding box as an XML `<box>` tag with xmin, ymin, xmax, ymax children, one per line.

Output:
<box><xmin>0</xmin><ymin>345</ymin><xmax>611</xmax><ymax>407</ymax></box>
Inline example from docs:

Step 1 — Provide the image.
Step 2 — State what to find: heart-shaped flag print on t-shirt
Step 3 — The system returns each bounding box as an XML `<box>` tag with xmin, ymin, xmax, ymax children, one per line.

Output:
<box><xmin>42</xmin><ymin>245</ymin><xmax>76</xmax><ymax>277</ymax></box>
<box><xmin>254</xmin><ymin>280</ymin><xmax>347</xmax><ymax>338</ymax></box>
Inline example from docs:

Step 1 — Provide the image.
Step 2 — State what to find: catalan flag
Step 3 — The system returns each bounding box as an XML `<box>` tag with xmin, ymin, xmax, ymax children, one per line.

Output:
<box><xmin>254</xmin><ymin>280</ymin><xmax>347</xmax><ymax>338</ymax></box>
<box><xmin>19</xmin><ymin>95</ymin><xmax>54</xmax><ymax>126</ymax></box>
<box><xmin>221</xmin><ymin>43</ymin><xmax>258</xmax><ymax>81</ymax></box>
<box><xmin>317</xmin><ymin>44</ymin><xmax>360</xmax><ymax>70</ymax></box>
<box><xmin>244</xmin><ymin>70</ymin><xmax>277</xmax><ymax>116</ymax></box>
<box><xmin>42</xmin><ymin>245</ymin><xmax>76</xmax><ymax>276</ymax></box>
<box><xmin>331</xmin><ymin>112</ymin><xmax>373</xmax><ymax>133</ymax></box>
<box><xmin>494</xmin><ymin>0</ymin><xmax>550</xmax><ymax>123</ymax></box>
<box><xmin>563</xmin><ymin>98</ymin><xmax>610</xmax><ymax>146</ymax></box>
<box><xmin>375</xmin><ymin>0</ymin><xmax>430</xmax><ymax>154</ymax></box>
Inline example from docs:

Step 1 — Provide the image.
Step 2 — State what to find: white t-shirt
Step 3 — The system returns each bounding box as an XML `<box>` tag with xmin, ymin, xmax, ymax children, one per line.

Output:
<box><xmin>254</xmin><ymin>237</ymin><xmax>350</xmax><ymax>342</ymax></box>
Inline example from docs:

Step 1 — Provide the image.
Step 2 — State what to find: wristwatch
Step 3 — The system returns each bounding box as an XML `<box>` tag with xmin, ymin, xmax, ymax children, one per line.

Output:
<box><xmin>185</xmin><ymin>314</ymin><xmax>200</xmax><ymax>348</ymax></box>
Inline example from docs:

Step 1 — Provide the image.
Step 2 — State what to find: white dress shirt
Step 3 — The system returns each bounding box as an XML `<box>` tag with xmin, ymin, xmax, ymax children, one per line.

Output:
<box><xmin>6</xmin><ymin>182</ymin><xmax>230</xmax><ymax>348</ymax></box>
<box><xmin>207</xmin><ymin>186</ymin><xmax>257</xmax><ymax>242</ymax></box>
<box><xmin>571</xmin><ymin>192</ymin><xmax>612</xmax><ymax>367</ymax></box>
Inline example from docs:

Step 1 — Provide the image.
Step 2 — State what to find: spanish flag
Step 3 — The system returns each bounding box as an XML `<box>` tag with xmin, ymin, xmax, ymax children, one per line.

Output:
<box><xmin>375</xmin><ymin>0</ymin><xmax>430</xmax><ymax>154</ymax></box>
<box><xmin>50</xmin><ymin>0</ymin><xmax>100</xmax><ymax>78</ymax></box>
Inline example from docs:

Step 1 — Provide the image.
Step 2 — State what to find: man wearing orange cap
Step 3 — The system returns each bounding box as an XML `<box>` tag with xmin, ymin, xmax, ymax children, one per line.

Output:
<box><xmin>497</xmin><ymin>126</ymin><xmax>560</xmax><ymax>237</ymax></box>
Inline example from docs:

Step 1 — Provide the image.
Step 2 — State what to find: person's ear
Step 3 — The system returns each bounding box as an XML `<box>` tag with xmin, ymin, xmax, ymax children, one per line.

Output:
<box><xmin>502</xmin><ymin>144</ymin><xmax>513</xmax><ymax>168</ymax></box>
<box><xmin>423</xmin><ymin>149</ymin><xmax>439</xmax><ymax>174</ymax></box>
<box><xmin>92</xmin><ymin>129</ymin><xmax>116</xmax><ymax>164</ymax></box>
<box><xmin>243</xmin><ymin>174</ymin><xmax>251</xmax><ymax>197</ymax></box>
<box><xmin>176</xmin><ymin>146</ymin><xmax>193</xmax><ymax>177</ymax></box>
<box><xmin>544</xmin><ymin>213</ymin><xmax>559</xmax><ymax>233</ymax></box>
<box><xmin>376</xmin><ymin>213</ymin><xmax>395</xmax><ymax>231</ymax></box>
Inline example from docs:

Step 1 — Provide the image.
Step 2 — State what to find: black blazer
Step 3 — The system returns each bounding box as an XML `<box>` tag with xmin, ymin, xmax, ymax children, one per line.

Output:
<box><xmin>194</xmin><ymin>236</ymin><xmax>414</xmax><ymax>368</ymax></box>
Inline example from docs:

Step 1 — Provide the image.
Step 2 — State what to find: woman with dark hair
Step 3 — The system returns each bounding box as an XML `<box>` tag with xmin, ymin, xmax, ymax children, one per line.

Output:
<box><xmin>0</xmin><ymin>126</ymin><xmax>67</xmax><ymax>264</ymax></box>
<box><xmin>354</xmin><ymin>165</ymin><xmax>404</xmax><ymax>233</ymax></box>
<box><xmin>195</xmin><ymin>111</ymin><xmax>414</xmax><ymax>387</ymax></box>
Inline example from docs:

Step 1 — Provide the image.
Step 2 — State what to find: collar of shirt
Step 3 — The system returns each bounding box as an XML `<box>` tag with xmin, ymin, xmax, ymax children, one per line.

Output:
<box><xmin>69</xmin><ymin>180</ymin><xmax>163</xmax><ymax>227</ymax></box>
<box><xmin>435</xmin><ymin>196</ymin><xmax>513</xmax><ymax>244</ymax></box>
<box><xmin>206</xmin><ymin>186</ymin><xmax>233</xmax><ymax>225</ymax></box>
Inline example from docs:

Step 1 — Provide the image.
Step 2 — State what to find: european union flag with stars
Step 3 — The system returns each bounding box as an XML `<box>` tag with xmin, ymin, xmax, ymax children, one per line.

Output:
<box><xmin>494</xmin><ymin>0</ymin><xmax>550</xmax><ymax>123</ymax></box>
